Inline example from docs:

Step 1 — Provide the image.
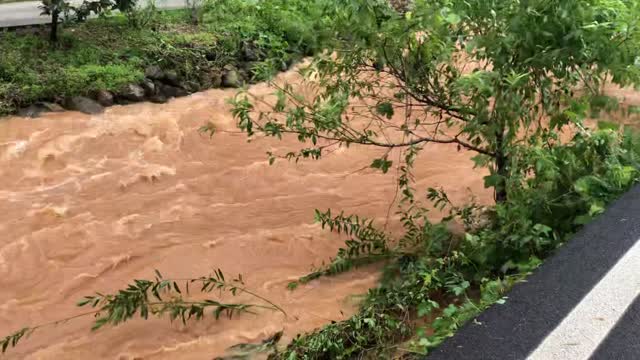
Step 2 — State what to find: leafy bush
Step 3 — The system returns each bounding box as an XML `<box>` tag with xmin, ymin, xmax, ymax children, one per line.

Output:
<box><xmin>233</xmin><ymin>0</ymin><xmax>640</xmax><ymax>202</ymax></box>
<box><xmin>0</xmin><ymin>29</ymin><xmax>145</xmax><ymax>108</ymax></box>
<box><xmin>201</xmin><ymin>0</ymin><xmax>331</xmax><ymax>78</ymax></box>
<box><xmin>226</xmin><ymin>0</ymin><xmax>640</xmax><ymax>357</ymax></box>
<box><xmin>121</xmin><ymin>0</ymin><xmax>160</xmax><ymax>28</ymax></box>
<box><xmin>56</xmin><ymin>64</ymin><xmax>144</xmax><ymax>94</ymax></box>
<box><xmin>270</xmin><ymin>127</ymin><xmax>640</xmax><ymax>359</ymax></box>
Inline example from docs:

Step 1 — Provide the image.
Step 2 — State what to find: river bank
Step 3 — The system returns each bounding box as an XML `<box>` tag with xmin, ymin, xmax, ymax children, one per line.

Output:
<box><xmin>0</xmin><ymin>65</ymin><xmax>491</xmax><ymax>358</ymax></box>
<box><xmin>0</xmin><ymin>1</ymin><xmax>324</xmax><ymax>117</ymax></box>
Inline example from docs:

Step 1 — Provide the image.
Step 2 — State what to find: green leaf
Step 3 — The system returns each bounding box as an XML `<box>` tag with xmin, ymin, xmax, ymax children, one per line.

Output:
<box><xmin>443</xmin><ymin>304</ymin><xmax>458</xmax><ymax>317</ymax></box>
<box><xmin>363</xmin><ymin>318</ymin><xmax>376</xmax><ymax>327</ymax></box>
<box><xmin>483</xmin><ymin>174</ymin><xmax>502</xmax><ymax>188</ymax></box>
<box><xmin>275</xmin><ymin>90</ymin><xmax>286</xmax><ymax>112</ymax></box>
<box><xmin>91</xmin><ymin>317</ymin><xmax>109</xmax><ymax>331</ymax></box>
<box><xmin>597</xmin><ymin>121</ymin><xmax>620</xmax><ymax>131</ymax></box>
<box><xmin>76</xmin><ymin>297</ymin><xmax>93</xmax><ymax>307</ymax></box>
<box><xmin>588</xmin><ymin>202</ymin><xmax>605</xmax><ymax>216</ymax></box>
<box><xmin>445</xmin><ymin>13</ymin><xmax>461</xmax><ymax>25</ymax></box>
<box><xmin>371</xmin><ymin>157</ymin><xmax>393</xmax><ymax>174</ymax></box>
<box><xmin>375</xmin><ymin>102</ymin><xmax>394</xmax><ymax>119</ymax></box>
<box><xmin>417</xmin><ymin>300</ymin><xmax>438</xmax><ymax>317</ymax></box>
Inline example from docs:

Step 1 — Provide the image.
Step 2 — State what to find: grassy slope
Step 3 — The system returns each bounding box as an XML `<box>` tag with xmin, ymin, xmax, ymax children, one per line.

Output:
<box><xmin>0</xmin><ymin>11</ymin><xmax>198</xmax><ymax>114</ymax></box>
<box><xmin>0</xmin><ymin>0</ymin><xmax>324</xmax><ymax>115</ymax></box>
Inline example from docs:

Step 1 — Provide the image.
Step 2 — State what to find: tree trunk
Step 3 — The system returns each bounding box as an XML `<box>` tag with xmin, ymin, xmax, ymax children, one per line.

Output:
<box><xmin>50</xmin><ymin>10</ymin><xmax>59</xmax><ymax>43</ymax></box>
<box><xmin>494</xmin><ymin>152</ymin><xmax>508</xmax><ymax>203</ymax></box>
<box><xmin>494</xmin><ymin>125</ymin><xmax>508</xmax><ymax>203</ymax></box>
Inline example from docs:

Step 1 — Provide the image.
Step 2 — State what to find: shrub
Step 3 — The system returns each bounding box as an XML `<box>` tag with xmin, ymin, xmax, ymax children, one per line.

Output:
<box><xmin>269</xmin><ymin>127</ymin><xmax>640</xmax><ymax>359</ymax></box>
<box><xmin>227</xmin><ymin>0</ymin><xmax>640</xmax><ymax>357</ymax></box>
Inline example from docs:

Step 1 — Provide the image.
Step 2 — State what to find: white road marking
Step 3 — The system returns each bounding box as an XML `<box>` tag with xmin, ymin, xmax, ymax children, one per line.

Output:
<box><xmin>0</xmin><ymin>0</ymin><xmax>187</xmax><ymax>27</ymax></box>
<box><xmin>527</xmin><ymin>238</ymin><xmax>640</xmax><ymax>360</ymax></box>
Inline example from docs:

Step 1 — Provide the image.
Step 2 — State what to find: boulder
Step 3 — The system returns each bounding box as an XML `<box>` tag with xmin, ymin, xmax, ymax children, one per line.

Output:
<box><xmin>196</xmin><ymin>70</ymin><xmax>224</xmax><ymax>89</ymax></box>
<box><xmin>282</xmin><ymin>57</ymin><xmax>294</xmax><ymax>72</ymax></box>
<box><xmin>141</xmin><ymin>78</ymin><xmax>156</xmax><ymax>96</ymax></box>
<box><xmin>222</xmin><ymin>69</ymin><xmax>241</xmax><ymax>88</ymax></box>
<box><xmin>241</xmin><ymin>41</ymin><xmax>262</xmax><ymax>61</ymax></box>
<box><xmin>210</xmin><ymin>71</ymin><xmax>223</xmax><ymax>88</ymax></box>
<box><xmin>65</xmin><ymin>96</ymin><xmax>104</xmax><ymax>115</ymax></box>
<box><xmin>18</xmin><ymin>104</ymin><xmax>46</xmax><ymax>118</ymax></box>
<box><xmin>153</xmin><ymin>80</ymin><xmax>165</xmax><ymax>92</ymax></box>
<box><xmin>120</xmin><ymin>84</ymin><xmax>146</xmax><ymax>102</ymax></box>
<box><xmin>17</xmin><ymin>102</ymin><xmax>63</xmax><ymax>118</ymax></box>
<box><xmin>53</xmin><ymin>95</ymin><xmax>66</xmax><ymax>105</ymax></box>
<box><xmin>159</xmin><ymin>84</ymin><xmax>188</xmax><ymax>98</ymax></box>
<box><xmin>198</xmin><ymin>71</ymin><xmax>214</xmax><ymax>89</ymax></box>
<box><xmin>149</xmin><ymin>94</ymin><xmax>168</xmax><ymax>104</ymax></box>
<box><xmin>95</xmin><ymin>90</ymin><xmax>114</xmax><ymax>107</ymax></box>
<box><xmin>18</xmin><ymin>106</ymin><xmax>42</xmax><ymax>118</ymax></box>
<box><xmin>164</xmin><ymin>70</ymin><xmax>181</xmax><ymax>86</ymax></box>
<box><xmin>39</xmin><ymin>102</ymin><xmax>64</xmax><ymax>112</ymax></box>
<box><xmin>238</xmin><ymin>69</ymin><xmax>249</xmax><ymax>83</ymax></box>
<box><xmin>183</xmin><ymin>81</ymin><xmax>200</xmax><ymax>93</ymax></box>
<box><xmin>145</xmin><ymin>65</ymin><xmax>165</xmax><ymax>80</ymax></box>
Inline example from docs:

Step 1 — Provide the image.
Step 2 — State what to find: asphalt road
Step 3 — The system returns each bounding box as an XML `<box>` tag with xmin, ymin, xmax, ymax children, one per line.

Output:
<box><xmin>427</xmin><ymin>184</ymin><xmax>640</xmax><ymax>359</ymax></box>
<box><xmin>0</xmin><ymin>0</ymin><xmax>187</xmax><ymax>27</ymax></box>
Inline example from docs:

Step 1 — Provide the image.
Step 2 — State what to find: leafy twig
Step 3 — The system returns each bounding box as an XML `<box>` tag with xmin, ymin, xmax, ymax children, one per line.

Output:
<box><xmin>1</xmin><ymin>269</ymin><xmax>283</xmax><ymax>354</ymax></box>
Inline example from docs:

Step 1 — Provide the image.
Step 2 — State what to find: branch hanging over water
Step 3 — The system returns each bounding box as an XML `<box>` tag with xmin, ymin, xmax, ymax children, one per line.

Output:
<box><xmin>1</xmin><ymin>269</ymin><xmax>285</xmax><ymax>354</ymax></box>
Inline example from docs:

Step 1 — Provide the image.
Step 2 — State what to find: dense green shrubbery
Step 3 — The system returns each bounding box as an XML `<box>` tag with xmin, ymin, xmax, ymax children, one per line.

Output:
<box><xmin>0</xmin><ymin>0</ymin><xmax>330</xmax><ymax>115</ymax></box>
<box><xmin>198</xmin><ymin>0</ymin><xmax>332</xmax><ymax>81</ymax></box>
<box><xmin>271</xmin><ymin>127</ymin><xmax>640</xmax><ymax>359</ymax></box>
<box><xmin>228</xmin><ymin>0</ymin><xmax>640</xmax><ymax>358</ymax></box>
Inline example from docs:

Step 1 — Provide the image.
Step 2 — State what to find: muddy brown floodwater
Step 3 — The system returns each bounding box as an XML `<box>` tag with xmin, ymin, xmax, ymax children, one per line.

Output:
<box><xmin>0</xmin><ymin>69</ymin><xmax>491</xmax><ymax>359</ymax></box>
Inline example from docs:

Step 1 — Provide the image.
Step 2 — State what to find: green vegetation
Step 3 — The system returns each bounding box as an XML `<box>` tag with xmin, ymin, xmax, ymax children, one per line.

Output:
<box><xmin>266</xmin><ymin>128</ymin><xmax>640</xmax><ymax>359</ymax></box>
<box><xmin>229</xmin><ymin>0</ymin><xmax>640</xmax><ymax>358</ymax></box>
<box><xmin>0</xmin><ymin>0</ymin><xmax>328</xmax><ymax>115</ymax></box>
<box><xmin>3</xmin><ymin>0</ymin><xmax>640</xmax><ymax>358</ymax></box>
<box><xmin>1</xmin><ymin>269</ymin><xmax>286</xmax><ymax>354</ymax></box>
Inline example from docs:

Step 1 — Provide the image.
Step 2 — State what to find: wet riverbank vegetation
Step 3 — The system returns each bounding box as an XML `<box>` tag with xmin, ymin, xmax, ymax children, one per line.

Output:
<box><xmin>0</xmin><ymin>0</ymin><xmax>329</xmax><ymax>116</ymax></box>
<box><xmin>4</xmin><ymin>0</ymin><xmax>640</xmax><ymax>358</ymax></box>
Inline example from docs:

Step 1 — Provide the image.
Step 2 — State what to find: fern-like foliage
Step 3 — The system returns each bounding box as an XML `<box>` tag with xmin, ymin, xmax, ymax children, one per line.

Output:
<box><xmin>1</xmin><ymin>328</ymin><xmax>31</xmax><ymax>354</ymax></box>
<box><xmin>288</xmin><ymin>210</ymin><xmax>393</xmax><ymax>289</ymax></box>
<box><xmin>315</xmin><ymin>209</ymin><xmax>390</xmax><ymax>257</ymax></box>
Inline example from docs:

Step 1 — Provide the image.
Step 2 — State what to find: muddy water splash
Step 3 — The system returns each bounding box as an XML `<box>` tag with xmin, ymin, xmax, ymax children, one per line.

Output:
<box><xmin>0</xmin><ymin>70</ymin><xmax>490</xmax><ymax>359</ymax></box>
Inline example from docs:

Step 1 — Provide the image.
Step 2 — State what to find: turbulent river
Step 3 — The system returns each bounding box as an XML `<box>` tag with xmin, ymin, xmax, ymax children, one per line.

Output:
<box><xmin>0</xmin><ymin>69</ymin><xmax>491</xmax><ymax>359</ymax></box>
